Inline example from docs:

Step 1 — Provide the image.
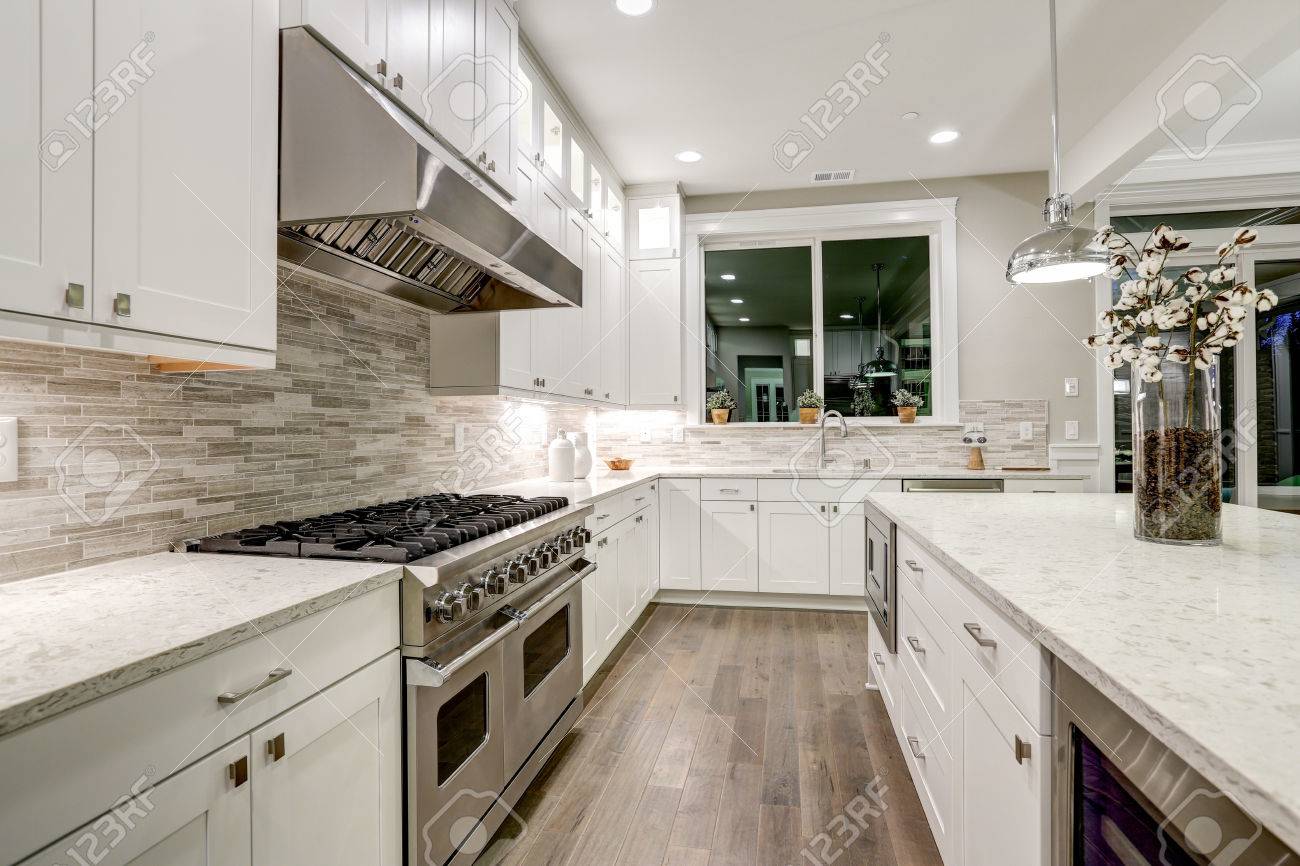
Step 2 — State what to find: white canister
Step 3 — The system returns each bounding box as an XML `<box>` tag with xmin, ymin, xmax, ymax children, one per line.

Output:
<box><xmin>567</xmin><ymin>431</ymin><xmax>592</xmax><ymax>478</ymax></box>
<box><xmin>548</xmin><ymin>430</ymin><xmax>575</xmax><ymax>481</ymax></box>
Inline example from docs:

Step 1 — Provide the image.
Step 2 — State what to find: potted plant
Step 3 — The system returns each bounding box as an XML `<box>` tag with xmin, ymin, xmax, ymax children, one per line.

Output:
<box><xmin>1084</xmin><ymin>223</ymin><xmax>1272</xmax><ymax>545</ymax></box>
<box><xmin>796</xmin><ymin>389</ymin><xmax>823</xmax><ymax>424</ymax></box>
<box><xmin>891</xmin><ymin>388</ymin><xmax>923</xmax><ymax>423</ymax></box>
<box><xmin>705</xmin><ymin>389</ymin><xmax>736</xmax><ymax>424</ymax></box>
<box><xmin>850</xmin><ymin>390</ymin><xmax>877</xmax><ymax>418</ymax></box>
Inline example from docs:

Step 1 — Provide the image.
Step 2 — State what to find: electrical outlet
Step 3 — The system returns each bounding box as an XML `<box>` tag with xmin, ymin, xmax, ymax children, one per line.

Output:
<box><xmin>639</xmin><ymin>430</ymin><xmax>653</xmax><ymax>444</ymax></box>
<box><xmin>453</xmin><ymin>423</ymin><xmax>465</xmax><ymax>453</ymax></box>
<box><xmin>1019</xmin><ymin>421</ymin><xmax>1034</xmax><ymax>441</ymax></box>
<box><xmin>1064</xmin><ymin>377</ymin><xmax>1080</xmax><ymax>397</ymax></box>
<box><xmin>1065</xmin><ymin>420</ymin><xmax>1080</xmax><ymax>440</ymax></box>
<box><xmin>671</xmin><ymin>425</ymin><xmax>685</xmax><ymax>444</ymax></box>
<box><xmin>0</xmin><ymin>417</ymin><xmax>16</xmax><ymax>483</ymax></box>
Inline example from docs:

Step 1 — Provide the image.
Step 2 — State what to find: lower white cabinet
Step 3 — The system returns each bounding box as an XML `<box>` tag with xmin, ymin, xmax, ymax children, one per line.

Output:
<box><xmin>757</xmin><ymin>502</ymin><xmax>830</xmax><ymax>594</ymax></box>
<box><xmin>251</xmin><ymin>651</ymin><xmax>402</xmax><ymax>866</ymax></box>
<box><xmin>700</xmin><ymin>499</ymin><xmax>758</xmax><ymax>592</ymax></box>
<box><xmin>658</xmin><ymin>478</ymin><xmax>702</xmax><ymax>591</ymax></box>
<box><xmin>828</xmin><ymin>502</ymin><xmax>867</xmax><ymax>595</ymax></box>
<box><xmin>20</xmin><ymin>738</ymin><xmax>252</xmax><ymax>866</ymax></box>
<box><xmin>583</xmin><ymin>496</ymin><xmax>657</xmax><ymax>684</ymax></box>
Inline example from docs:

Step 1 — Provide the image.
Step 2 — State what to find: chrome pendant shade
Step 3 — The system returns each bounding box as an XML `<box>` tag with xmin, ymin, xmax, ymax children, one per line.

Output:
<box><xmin>854</xmin><ymin>262</ymin><xmax>897</xmax><ymax>386</ymax></box>
<box><xmin>1004</xmin><ymin>0</ymin><xmax>1107</xmax><ymax>285</ymax></box>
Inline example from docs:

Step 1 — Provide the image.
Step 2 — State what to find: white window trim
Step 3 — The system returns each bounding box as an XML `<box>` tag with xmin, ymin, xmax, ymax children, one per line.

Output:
<box><xmin>682</xmin><ymin>198</ymin><xmax>959</xmax><ymax>426</ymax></box>
<box><xmin>1092</xmin><ymin>171</ymin><xmax>1300</xmax><ymax>495</ymax></box>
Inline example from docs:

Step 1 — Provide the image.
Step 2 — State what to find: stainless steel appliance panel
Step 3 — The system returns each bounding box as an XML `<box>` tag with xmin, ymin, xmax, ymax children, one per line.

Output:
<box><xmin>865</xmin><ymin>504</ymin><xmax>897</xmax><ymax>653</ymax></box>
<box><xmin>901</xmin><ymin>478</ymin><xmax>1004</xmax><ymax>493</ymax></box>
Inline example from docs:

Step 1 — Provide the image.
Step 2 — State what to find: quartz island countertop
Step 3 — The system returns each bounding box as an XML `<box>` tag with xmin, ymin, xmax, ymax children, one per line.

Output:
<box><xmin>866</xmin><ymin>492</ymin><xmax>1300</xmax><ymax>853</ymax></box>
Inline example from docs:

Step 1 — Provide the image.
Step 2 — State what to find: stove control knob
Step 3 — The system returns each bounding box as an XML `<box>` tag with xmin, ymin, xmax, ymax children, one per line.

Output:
<box><xmin>432</xmin><ymin>591</ymin><xmax>466</xmax><ymax>623</ymax></box>
<box><xmin>507</xmin><ymin>558</ymin><xmax>528</xmax><ymax>584</ymax></box>
<box><xmin>481</xmin><ymin>568</ymin><xmax>507</xmax><ymax>595</ymax></box>
<box><xmin>569</xmin><ymin>527</ymin><xmax>587</xmax><ymax>548</ymax></box>
<box><xmin>537</xmin><ymin>546</ymin><xmax>556</xmax><ymax>568</ymax></box>
<box><xmin>558</xmin><ymin>536</ymin><xmax>574</xmax><ymax>555</ymax></box>
<box><xmin>460</xmin><ymin>584</ymin><xmax>483</xmax><ymax>611</ymax></box>
<box><xmin>578</xmin><ymin>527</ymin><xmax>592</xmax><ymax>544</ymax></box>
<box><xmin>522</xmin><ymin>552</ymin><xmax>540</xmax><ymax>575</ymax></box>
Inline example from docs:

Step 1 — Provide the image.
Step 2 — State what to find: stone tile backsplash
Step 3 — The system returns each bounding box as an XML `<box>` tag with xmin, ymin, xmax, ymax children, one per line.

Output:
<box><xmin>0</xmin><ymin>267</ymin><xmax>1046</xmax><ymax>583</ymax></box>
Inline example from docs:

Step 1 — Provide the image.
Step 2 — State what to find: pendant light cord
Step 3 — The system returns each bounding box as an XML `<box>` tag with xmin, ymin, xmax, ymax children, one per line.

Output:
<box><xmin>1048</xmin><ymin>0</ymin><xmax>1061</xmax><ymax>199</ymax></box>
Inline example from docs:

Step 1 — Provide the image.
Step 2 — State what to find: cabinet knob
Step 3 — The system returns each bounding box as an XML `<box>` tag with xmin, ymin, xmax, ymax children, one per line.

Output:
<box><xmin>907</xmin><ymin>635</ymin><xmax>925</xmax><ymax>655</ymax></box>
<box><xmin>375</xmin><ymin>58</ymin><xmax>388</xmax><ymax>76</ymax></box>
<box><xmin>477</xmin><ymin>151</ymin><xmax>488</xmax><ymax>165</ymax></box>
<box><xmin>113</xmin><ymin>293</ymin><xmax>131</xmax><ymax>317</ymax></box>
<box><xmin>266</xmin><ymin>732</ymin><xmax>286</xmax><ymax>762</ymax></box>
<box><xmin>65</xmin><ymin>282</ymin><xmax>85</xmax><ymax>310</ymax></box>
<box><xmin>392</xmin><ymin>72</ymin><xmax>404</xmax><ymax>90</ymax></box>
<box><xmin>963</xmin><ymin>622</ymin><xmax>998</xmax><ymax>649</ymax></box>
<box><xmin>1014</xmin><ymin>735</ymin><xmax>1032</xmax><ymax>764</ymax></box>
<box><xmin>906</xmin><ymin>735</ymin><xmax>925</xmax><ymax>760</ymax></box>
<box><xmin>226</xmin><ymin>755</ymin><xmax>249</xmax><ymax>788</ymax></box>
<box><xmin>487</xmin><ymin>160</ymin><xmax>496</xmax><ymax>172</ymax></box>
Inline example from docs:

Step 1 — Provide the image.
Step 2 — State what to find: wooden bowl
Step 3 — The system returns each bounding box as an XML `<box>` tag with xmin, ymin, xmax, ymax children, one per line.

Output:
<box><xmin>604</xmin><ymin>457</ymin><xmax>634</xmax><ymax>471</ymax></box>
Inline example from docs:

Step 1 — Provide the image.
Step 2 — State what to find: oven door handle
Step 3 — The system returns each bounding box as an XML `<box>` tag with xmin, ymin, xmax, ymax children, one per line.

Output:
<box><xmin>406</xmin><ymin>620</ymin><xmax>520</xmax><ymax>688</ymax></box>
<box><xmin>510</xmin><ymin>562</ymin><xmax>596</xmax><ymax>622</ymax></box>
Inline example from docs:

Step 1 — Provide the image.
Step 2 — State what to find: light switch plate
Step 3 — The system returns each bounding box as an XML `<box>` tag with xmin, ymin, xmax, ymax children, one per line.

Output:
<box><xmin>1019</xmin><ymin>421</ymin><xmax>1034</xmax><ymax>441</ymax></box>
<box><xmin>1064</xmin><ymin>377</ymin><xmax>1080</xmax><ymax>397</ymax></box>
<box><xmin>671</xmin><ymin>425</ymin><xmax>685</xmax><ymax>444</ymax></box>
<box><xmin>453</xmin><ymin>423</ymin><xmax>465</xmax><ymax>453</ymax></box>
<box><xmin>0</xmin><ymin>417</ymin><xmax>16</xmax><ymax>483</ymax></box>
<box><xmin>639</xmin><ymin>430</ymin><xmax>653</xmax><ymax>444</ymax></box>
<box><xmin>1065</xmin><ymin>420</ymin><xmax>1080</xmax><ymax>440</ymax></box>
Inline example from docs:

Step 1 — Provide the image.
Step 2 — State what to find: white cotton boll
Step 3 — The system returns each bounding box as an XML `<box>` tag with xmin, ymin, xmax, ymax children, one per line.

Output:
<box><xmin>1142</xmin><ymin>336</ymin><xmax>1164</xmax><ymax>349</ymax></box>
<box><xmin>1256</xmin><ymin>288</ymin><xmax>1278</xmax><ymax>312</ymax></box>
<box><xmin>1137</xmin><ymin>258</ymin><xmax>1162</xmax><ymax>279</ymax></box>
<box><xmin>1233</xmin><ymin>227</ymin><xmax>1258</xmax><ymax>246</ymax></box>
<box><xmin>1121</xmin><ymin>344</ymin><xmax>1141</xmax><ymax>362</ymax></box>
<box><xmin>1142</xmin><ymin>368</ymin><xmax>1164</xmax><ymax>383</ymax></box>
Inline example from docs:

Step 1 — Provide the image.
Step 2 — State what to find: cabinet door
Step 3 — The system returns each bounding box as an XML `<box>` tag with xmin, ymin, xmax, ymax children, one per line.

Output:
<box><xmin>20</xmin><ymin>738</ymin><xmax>251</xmax><ymax>866</ymax></box>
<box><xmin>533</xmin><ymin>174</ymin><xmax>566</xmax><ymax>251</ymax></box>
<box><xmin>827</xmin><ymin>503</ymin><xmax>866</xmax><ymax>595</ymax></box>
<box><xmin>628</xmin><ymin>194</ymin><xmax>680</xmax><ymax>260</ymax></box>
<box><xmin>0</xmin><ymin>0</ymin><xmax>93</xmax><ymax>323</ymax></box>
<box><xmin>252</xmin><ymin>652</ymin><xmax>402</xmax><ymax>866</ymax></box>
<box><xmin>617</xmin><ymin>515</ymin><xmax>643</xmax><ymax>623</ymax></box>
<box><xmin>498</xmin><ymin>310</ymin><xmax>533</xmax><ymax>390</ymax></box>
<box><xmin>385</xmin><ymin>0</ymin><xmax>429</xmax><ymax>116</ymax></box>
<box><xmin>567</xmin><ymin>228</ymin><xmax>603</xmax><ymax>399</ymax></box>
<box><xmin>93</xmin><ymin>0</ymin><xmax>277</xmax><ymax>351</ymax></box>
<box><xmin>701</xmin><ymin>500</ymin><xmax>758</xmax><ymax>592</ymax></box>
<box><xmin>600</xmin><ymin>245</ymin><xmax>628</xmax><ymax>404</ymax></box>
<box><xmin>476</xmin><ymin>0</ymin><xmax>517</xmax><ymax>194</ymax></box>
<box><xmin>296</xmin><ymin>0</ymin><xmax>387</xmax><ymax>80</ymax></box>
<box><xmin>628</xmin><ymin>258</ymin><xmax>682</xmax><ymax>406</ymax></box>
<box><xmin>758</xmin><ymin>502</ymin><xmax>830</xmax><ymax>594</ymax></box>
<box><xmin>605</xmin><ymin>186</ymin><xmax>625</xmax><ymax>253</ymax></box>
<box><xmin>641</xmin><ymin>486</ymin><xmax>661</xmax><ymax>602</ymax></box>
<box><xmin>658</xmin><ymin>478</ymin><xmax>701</xmax><ymax>590</ymax></box>
<box><xmin>530</xmin><ymin>309</ymin><xmax>565</xmax><ymax>393</ymax></box>
<box><xmin>512</xmin><ymin>145</ymin><xmax>538</xmax><ymax>228</ymax></box>
<box><xmin>592</xmin><ymin>531</ymin><xmax>621</xmax><ymax>664</ymax></box>
<box><xmin>425</xmin><ymin>0</ymin><xmax>475</xmax><ymax>155</ymax></box>
<box><xmin>954</xmin><ymin>648</ymin><xmax>1051</xmax><ymax>866</ymax></box>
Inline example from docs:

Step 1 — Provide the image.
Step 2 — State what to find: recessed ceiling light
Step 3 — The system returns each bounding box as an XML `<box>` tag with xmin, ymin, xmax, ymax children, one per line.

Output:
<box><xmin>901</xmin><ymin>111</ymin><xmax>919</xmax><ymax>120</ymax></box>
<box><xmin>730</xmin><ymin>298</ymin><xmax>744</xmax><ymax>304</ymax></box>
<box><xmin>929</xmin><ymin>129</ymin><xmax>960</xmax><ymax>144</ymax></box>
<box><xmin>738</xmin><ymin>317</ymin><xmax>750</xmax><ymax>322</ymax></box>
<box><xmin>720</xmin><ymin>273</ymin><xmax>736</xmax><ymax>281</ymax></box>
<box><xmin>839</xmin><ymin>313</ymin><xmax>854</xmax><ymax>319</ymax></box>
<box><xmin>615</xmin><ymin>0</ymin><xmax>653</xmax><ymax>15</ymax></box>
<box><xmin>675</xmin><ymin>150</ymin><xmax>703</xmax><ymax>163</ymax></box>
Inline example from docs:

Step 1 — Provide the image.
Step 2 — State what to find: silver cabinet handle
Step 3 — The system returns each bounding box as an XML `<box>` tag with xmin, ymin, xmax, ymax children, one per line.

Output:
<box><xmin>832</xmin><ymin>504</ymin><xmax>840</xmax><ymax>513</ymax></box>
<box><xmin>873</xmin><ymin>652</ymin><xmax>883</xmax><ymax>665</ymax></box>
<box><xmin>1031</xmin><ymin>489</ymin><xmax>1055</xmax><ymax>493</ymax></box>
<box><xmin>634</xmin><ymin>496</ymin><xmax>646</xmax><ymax>502</ymax></box>
<box><xmin>906</xmin><ymin>735</ymin><xmax>925</xmax><ymax>760</ymax></box>
<box><xmin>266</xmin><ymin>732</ymin><xmax>286</xmax><ymax>761</ymax></box>
<box><xmin>113</xmin><ymin>292</ymin><xmax>131</xmax><ymax>317</ymax></box>
<box><xmin>488</xmin><ymin>160</ymin><xmax>496</xmax><ymax>172</ymax></box>
<box><xmin>907</xmin><ymin>636</ymin><xmax>925</xmax><ymax>655</ymax></box>
<box><xmin>749</xmin><ymin>503</ymin><xmax>755</xmax><ymax>512</ymax></box>
<box><xmin>819</xmin><ymin>505</ymin><xmax>826</xmax><ymax>513</ymax></box>
<box><xmin>719</xmin><ymin>487</ymin><xmax>740</xmax><ymax>494</ymax></box>
<box><xmin>963</xmin><ymin>622</ymin><xmax>998</xmax><ymax>648</ymax></box>
<box><xmin>392</xmin><ymin>72</ymin><xmax>404</xmax><ymax>90</ymax></box>
<box><xmin>1014</xmin><ymin>735</ymin><xmax>1032</xmax><ymax>764</ymax></box>
<box><xmin>635</xmin><ymin>515</ymin><xmax>644</xmax><ymax>523</ymax></box>
<box><xmin>375</xmin><ymin>58</ymin><xmax>387</xmax><ymax>76</ymax></box>
<box><xmin>905</xmin><ymin>559</ymin><xmax>923</xmax><ymax>573</ymax></box>
<box><xmin>226</xmin><ymin>755</ymin><xmax>249</xmax><ymax>787</ymax></box>
<box><xmin>596</xmin><ymin>513</ymin><xmax>610</xmax><ymax>521</ymax></box>
<box><xmin>217</xmin><ymin>667</ymin><xmax>292</xmax><ymax>704</ymax></box>
<box><xmin>65</xmin><ymin>282</ymin><xmax>85</xmax><ymax>309</ymax></box>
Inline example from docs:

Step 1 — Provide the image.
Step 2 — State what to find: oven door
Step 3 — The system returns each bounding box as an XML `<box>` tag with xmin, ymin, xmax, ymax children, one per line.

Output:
<box><xmin>865</xmin><ymin>507</ymin><xmax>896</xmax><ymax>652</ymax></box>
<box><xmin>503</xmin><ymin>558</ymin><xmax>592</xmax><ymax>776</ymax></box>
<box><xmin>407</xmin><ymin>624</ymin><xmax>512</xmax><ymax>866</ymax></box>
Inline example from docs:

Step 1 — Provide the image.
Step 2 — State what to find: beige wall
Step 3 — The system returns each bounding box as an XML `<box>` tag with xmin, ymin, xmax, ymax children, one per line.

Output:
<box><xmin>687</xmin><ymin>171</ymin><xmax>1100</xmax><ymax>447</ymax></box>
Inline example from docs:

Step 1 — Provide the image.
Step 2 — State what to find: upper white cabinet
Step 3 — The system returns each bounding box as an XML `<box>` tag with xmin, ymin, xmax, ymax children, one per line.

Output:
<box><xmin>291</xmin><ymin>0</ymin><xmax>387</xmax><ymax>78</ymax></box>
<box><xmin>600</xmin><ymin>245</ymin><xmax>628</xmax><ymax>403</ymax></box>
<box><xmin>0</xmin><ymin>0</ymin><xmax>93</xmax><ymax>323</ymax></box>
<box><xmin>94</xmin><ymin>0</ymin><xmax>278</xmax><ymax>351</ymax></box>
<box><xmin>628</xmin><ymin>258</ymin><xmax>683</xmax><ymax>407</ymax></box>
<box><xmin>627</xmin><ymin>185</ymin><xmax>682</xmax><ymax>260</ymax></box>
<box><xmin>475</xmin><ymin>0</ymin><xmax>516</xmax><ymax>192</ymax></box>
<box><xmin>605</xmin><ymin>186</ymin><xmax>625</xmax><ymax>253</ymax></box>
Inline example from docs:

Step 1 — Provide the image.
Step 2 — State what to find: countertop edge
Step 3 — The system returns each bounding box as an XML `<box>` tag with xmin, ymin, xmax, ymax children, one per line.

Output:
<box><xmin>0</xmin><ymin>565</ymin><xmax>404</xmax><ymax>739</ymax></box>
<box><xmin>866</xmin><ymin>496</ymin><xmax>1300</xmax><ymax>854</ymax></box>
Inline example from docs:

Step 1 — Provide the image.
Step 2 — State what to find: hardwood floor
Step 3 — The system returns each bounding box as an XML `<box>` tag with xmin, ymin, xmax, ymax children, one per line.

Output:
<box><xmin>477</xmin><ymin>604</ymin><xmax>944</xmax><ymax>866</ymax></box>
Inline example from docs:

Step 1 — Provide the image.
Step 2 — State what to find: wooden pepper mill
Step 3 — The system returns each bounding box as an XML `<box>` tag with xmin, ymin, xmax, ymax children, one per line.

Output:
<box><xmin>963</xmin><ymin>432</ymin><xmax>987</xmax><ymax>470</ymax></box>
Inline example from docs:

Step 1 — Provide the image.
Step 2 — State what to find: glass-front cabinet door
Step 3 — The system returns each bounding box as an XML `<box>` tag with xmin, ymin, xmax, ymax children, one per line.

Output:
<box><xmin>588</xmin><ymin>165</ymin><xmax>605</xmax><ymax>232</ymax></box>
<box><xmin>540</xmin><ymin>100</ymin><xmax>565</xmax><ymax>190</ymax></box>
<box><xmin>628</xmin><ymin>192</ymin><xmax>681</xmax><ymax>259</ymax></box>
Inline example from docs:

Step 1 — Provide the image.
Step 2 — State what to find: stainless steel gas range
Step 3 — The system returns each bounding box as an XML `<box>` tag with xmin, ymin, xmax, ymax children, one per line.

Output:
<box><xmin>186</xmin><ymin>492</ymin><xmax>595</xmax><ymax>866</ymax></box>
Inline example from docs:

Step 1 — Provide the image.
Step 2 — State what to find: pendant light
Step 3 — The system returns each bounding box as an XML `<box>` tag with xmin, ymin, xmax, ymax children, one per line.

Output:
<box><xmin>1004</xmin><ymin>0</ymin><xmax>1108</xmax><ymax>284</ymax></box>
<box><xmin>862</xmin><ymin>262</ymin><xmax>897</xmax><ymax>379</ymax></box>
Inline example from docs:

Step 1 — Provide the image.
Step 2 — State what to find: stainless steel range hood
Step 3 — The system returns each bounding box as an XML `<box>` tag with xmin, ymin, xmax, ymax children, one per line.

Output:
<box><xmin>277</xmin><ymin>27</ymin><xmax>581</xmax><ymax>314</ymax></box>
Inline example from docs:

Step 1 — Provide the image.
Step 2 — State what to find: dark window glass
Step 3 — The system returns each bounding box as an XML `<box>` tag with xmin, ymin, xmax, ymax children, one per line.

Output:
<box><xmin>1255</xmin><ymin>259</ymin><xmax>1300</xmax><ymax>513</ymax></box>
<box><xmin>1112</xmin><ymin>207</ymin><xmax>1300</xmax><ymax>234</ymax></box>
<box><xmin>437</xmin><ymin>673</ymin><xmax>487</xmax><ymax>786</ymax></box>
<box><xmin>523</xmin><ymin>606</ymin><xmax>570</xmax><ymax>697</ymax></box>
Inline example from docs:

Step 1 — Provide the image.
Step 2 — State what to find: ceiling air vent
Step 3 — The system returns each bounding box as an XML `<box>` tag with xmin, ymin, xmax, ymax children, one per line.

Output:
<box><xmin>810</xmin><ymin>169</ymin><xmax>856</xmax><ymax>184</ymax></box>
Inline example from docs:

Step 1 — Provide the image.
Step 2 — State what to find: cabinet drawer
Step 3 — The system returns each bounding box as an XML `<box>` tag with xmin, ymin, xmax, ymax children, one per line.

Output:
<box><xmin>897</xmin><ymin>579</ymin><xmax>955</xmax><ymax>728</ymax></box>
<box><xmin>701</xmin><ymin>478</ymin><xmax>757</xmax><ymax>500</ymax></box>
<box><xmin>867</xmin><ymin>615</ymin><xmax>900</xmax><ymax>718</ymax></box>
<box><xmin>896</xmin><ymin>531</ymin><xmax>1050</xmax><ymax>733</ymax></box>
<box><xmin>0</xmin><ymin>582</ymin><xmax>398</xmax><ymax>865</ymax></box>
<box><xmin>623</xmin><ymin>481</ymin><xmax>659</xmax><ymax>514</ymax></box>
<box><xmin>898</xmin><ymin>667</ymin><xmax>953</xmax><ymax>860</ymax></box>
<box><xmin>588</xmin><ymin>493</ymin><xmax>631</xmax><ymax>532</ymax></box>
<box><xmin>757</xmin><ymin>477</ymin><xmax>897</xmax><ymax>503</ymax></box>
<box><xmin>1003</xmin><ymin>478</ymin><xmax>1083</xmax><ymax>493</ymax></box>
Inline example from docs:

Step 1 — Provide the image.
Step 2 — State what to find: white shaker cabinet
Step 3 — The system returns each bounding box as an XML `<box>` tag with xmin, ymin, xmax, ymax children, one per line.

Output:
<box><xmin>19</xmin><ymin>738</ymin><xmax>252</xmax><ymax>866</ymax></box>
<box><xmin>289</xmin><ymin>0</ymin><xmax>387</xmax><ymax>80</ymax></box>
<box><xmin>658</xmin><ymin>478</ymin><xmax>702</xmax><ymax>590</ymax></box>
<box><xmin>252</xmin><ymin>652</ymin><xmax>402</xmax><ymax>866</ymax></box>
<box><xmin>827</xmin><ymin>502</ymin><xmax>867</xmax><ymax>595</ymax></box>
<box><xmin>475</xmin><ymin>0</ymin><xmax>517</xmax><ymax>193</ymax></box>
<box><xmin>93</xmin><ymin>0</ymin><xmax>278</xmax><ymax>351</ymax></box>
<box><xmin>628</xmin><ymin>258</ymin><xmax>683</xmax><ymax>407</ymax></box>
<box><xmin>0</xmin><ymin>0</ymin><xmax>93</xmax><ymax>323</ymax></box>
<box><xmin>757</xmin><ymin>502</ymin><xmax>830</xmax><ymax>594</ymax></box>
<box><xmin>626</xmin><ymin>188</ymin><xmax>681</xmax><ymax>260</ymax></box>
<box><xmin>700</xmin><ymin>500</ymin><xmax>759</xmax><ymax>592</ymax></box>
<box><xmin>600</xmin><ymin>244</ymin><xmax>628</xmax><ymax>403</ymax></box>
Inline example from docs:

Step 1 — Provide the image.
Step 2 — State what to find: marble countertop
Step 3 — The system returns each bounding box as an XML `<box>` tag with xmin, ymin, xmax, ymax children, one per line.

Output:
<box><xmin>481</xmin><ymin>465</ymin><xmax>1088</xmax><ymax>505</ymax></box>
<box><xmin>867</xmin><ymin>492</ymin><xmax>1300</xmax><ymax>852</ymax></box>
<box><xmin>0</xmin><ymin>553</ymin><xmax>403</xmax><ymax>738</ymax></box>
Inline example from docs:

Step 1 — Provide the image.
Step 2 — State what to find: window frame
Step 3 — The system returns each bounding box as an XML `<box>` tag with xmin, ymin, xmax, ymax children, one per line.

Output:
<box><xmin>683</xmin><ymin>198</ymin><xmax>960</xmax><ymax>426</ymax></box>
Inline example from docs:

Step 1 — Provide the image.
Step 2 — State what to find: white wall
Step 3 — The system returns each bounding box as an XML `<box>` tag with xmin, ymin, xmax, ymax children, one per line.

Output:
<box><xmin>686</xmin><ymin>171</ymin><xmax>1100</xmax><ymax>446</ymax></box>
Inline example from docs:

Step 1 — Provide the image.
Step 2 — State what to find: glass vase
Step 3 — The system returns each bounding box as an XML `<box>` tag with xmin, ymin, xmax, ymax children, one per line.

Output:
<box><xmin>1130</xmin><ymin>352</ymin><xmax>1222</xmax><ymax>545</ymax></box>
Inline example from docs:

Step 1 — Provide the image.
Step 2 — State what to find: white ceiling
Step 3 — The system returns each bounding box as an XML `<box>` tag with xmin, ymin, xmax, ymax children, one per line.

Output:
<box><xmin>516</xmin><ymin>0</ymin><xmax>1292</xmax><ymax>195</ymax></box>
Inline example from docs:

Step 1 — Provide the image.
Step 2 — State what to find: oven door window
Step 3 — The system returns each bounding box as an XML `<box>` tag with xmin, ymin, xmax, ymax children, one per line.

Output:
<box><xmin>437</xmin><ymin>672</ymin><xmax>489</xmax><ymax>786</ymax></box>
<box><xmin>523</xmin><ymin>605</ymin><xmax>571</xmax><ymax>698</ymax></box>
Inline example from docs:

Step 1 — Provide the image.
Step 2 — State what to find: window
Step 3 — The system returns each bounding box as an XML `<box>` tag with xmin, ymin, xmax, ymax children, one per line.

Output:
<box><xmin>1252</xmin><ymin>257</ymin><xmax>1300</xmax><ymax>514</ymax></box>
<box><xmin>569</xmin><ymin>139</ymin><xmax>586</xmax><ymax>201</ymax></box>
<box><xmin>1112</xmin><ymin>206</ymin><xmax>1300</xmax><ymax>234</ymax></box>
<box><xmin>542</xmin><ymin>102</ymin><xmax>563</xmax><ymax>178</ymax></box>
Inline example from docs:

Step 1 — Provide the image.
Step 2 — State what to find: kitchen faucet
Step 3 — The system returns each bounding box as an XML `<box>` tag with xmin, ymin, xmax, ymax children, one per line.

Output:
<box><xmin>819</xmin><ymin>410</ymin><xmax>848</xmax><ymax>469</ymax></box>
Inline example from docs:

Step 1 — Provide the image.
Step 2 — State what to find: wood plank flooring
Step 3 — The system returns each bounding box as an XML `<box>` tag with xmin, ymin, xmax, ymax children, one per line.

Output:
<box><xmin>477</xmin><ymin>604</ymin><xmax>944</xmax><ymax>866</ymax></box>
